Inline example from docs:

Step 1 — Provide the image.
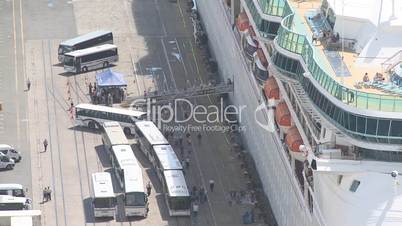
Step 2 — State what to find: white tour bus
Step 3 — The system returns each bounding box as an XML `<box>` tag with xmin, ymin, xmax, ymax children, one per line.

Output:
<box><xmin>0</xmin><ymin>195</ymin><xmax>31</xmax><ymax>210</ymax></box>
<box><xmin>122</xmin><ymin>166</ymin><xmax>148</xmax><ymax>217</ymax></box>
<box><xmin>91</xmin><ymin>172</ymin><xmax>116</xmax><ymax>218</ymax></box>
<box><xmin>58</xmin><ymin>30</ymin><xmax>113</xmax><ymax>62</ymax></box>
<box><xmin>163</xmin><ymin>170</ymin><xmax>191</xmax><ymax>216</ymax></box>
<box><xmin>152</xmin><ymin>145</ymin><xmax>182</xmax><ymax>181</ymax></box>
<box><xmin>134</xmin><ymin>121</ymin><xmax>169</xmax><ymax>157</ymax></box>
<box><xmin>101</xmin><ymin>121</ymin><xmax>129</xmax><ymax>154</ymax></box>
<box><xmin>75</xmin><ymin>103</ymin><xmax>146</xmax><ymax>135</ymax></box>
<box><xmin>0</xmin><ymin>184</ymin><xmax>26</xmax><ymax>197</ymax></box>
<box><xmin>110</xmin><ymin>145</ymin><xmax>140</xmax><ymax>188</ymax></box>
<box><xmin>64</xmin><ymin>44</ymin><xmax>118</xmax><ymax>73</ymax></box>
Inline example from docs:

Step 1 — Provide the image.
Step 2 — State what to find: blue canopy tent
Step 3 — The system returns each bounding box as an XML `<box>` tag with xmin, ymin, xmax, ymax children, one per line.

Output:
<box><xmin>95</xmin><ymin>69</ymin><xmax>127</xmax><ymax>87</ymax></box>
<box><xmin>93</xmin><ymin>69</ymin><xmax>127</xmax><ymax>105</ymax></box>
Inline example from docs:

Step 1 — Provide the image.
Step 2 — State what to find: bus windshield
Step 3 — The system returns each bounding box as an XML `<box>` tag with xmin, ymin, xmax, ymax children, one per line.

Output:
<box><xmin>12</xmin><ymin>189</ymin><xmax>25</xmax><ymax>197</ymax></box>
<box><xmin>125</xmin><ymin>192</ymin><xmax>146</xmax><ymax>206</ymax></box>
<box><xmin>168</xmin><ymin>196</ymin><xmax>190</xmax><ymax>210</ymax></box>
<box><xmin>58</xmin><ymin>45</ymin><xmax>72</xmax><ymax>54</ymax></box>
<box><xmin>94</xmin><ymin>197</ymin><xmax>114</xmax><ymax>208</ymax></box>
<box><xmin>64</xmin><ymin>55</ymin><xmax>74</xmax><ymax>66</ymax></box>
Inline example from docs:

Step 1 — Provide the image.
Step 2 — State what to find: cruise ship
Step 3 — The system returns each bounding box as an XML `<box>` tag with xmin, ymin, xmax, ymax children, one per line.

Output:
<box><xmin>196</xmin><ymin>0</ymin><xmax>402</xmax><ymax>225</ymax></box>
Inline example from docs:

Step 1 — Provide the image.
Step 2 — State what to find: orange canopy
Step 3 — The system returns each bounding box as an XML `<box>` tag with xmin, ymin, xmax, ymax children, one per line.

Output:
<box><xmin>275</xmin><ymin>102</ymin><xmax>291</xmax><ymax>127</ymax></box>
<box><xmin>285</xmin><ymin>126</ymin><xmax>303</xmax><ymax>152</ymax></box>
<box><xmin>256</xmin><ymin>49</ymin><xmax>268</xmax><ymax>68</ymax></box>
<box><xmin>236</xmin><ymin>12</ymin><xmax>249</xmax><ymax>32</ymax></box>
<box><xmin>264</xmin><ymin>77</ymin><xmax>279</xmax><ymax>100</ymax></box>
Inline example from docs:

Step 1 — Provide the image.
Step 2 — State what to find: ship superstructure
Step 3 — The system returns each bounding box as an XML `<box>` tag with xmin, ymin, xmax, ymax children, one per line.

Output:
<box><xmin>196</xmin><ymin>0</ymin><xmax>402</xmax><ymax>225</ymax></box>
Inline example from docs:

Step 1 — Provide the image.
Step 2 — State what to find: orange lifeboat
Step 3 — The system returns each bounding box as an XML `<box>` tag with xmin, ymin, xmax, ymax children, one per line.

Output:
<box><xmin>285</xmin><ymin>126</ymin><xmax>305</xmax><ymax>161</ymax></box>
<box><xmin>275</xmin><ymin>102</ymin><xmax>291</xmax><ymax>131</ymax></box>
<box><xmin>264</xmin><ymin>77</ymin><xmax>280</xmax><ymax>101</ymax></box>
<box><xmin>236</xmin><ymin>11</ymin><xmax>249</xmax><ymax>32</ymax></box>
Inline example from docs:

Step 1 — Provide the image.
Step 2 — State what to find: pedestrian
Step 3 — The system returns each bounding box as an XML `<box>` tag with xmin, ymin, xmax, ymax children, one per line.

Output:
<box><xmin>88</xmin><ymin>82</ymin><xmax>93</xmax><ymax>95</ymax></box>
<box><xmin>47</xmin><ymin>187</ymin><xmax>52</xmax><ymax>201</ymax></box>
<box><xmin>182</xmin><ymin>159</ymin><xmax>186</xmax><ymax>169</ymax></box>
<box><xmin>186</xmin><ymin>132</ymin><xmax>191</xmax><ymax>138</ymax></box>
<box><xmin>187</xmin><ymin>138</ymin><xmax>192</xmax><ymax>146</ymax></box>
<box><xmin>42</xmin><ymin>187</ymin><xmax>48</xmax><ymax>202</ymax></box>
<box><xmin>199</xmin><ymin>187</ymin><xmax>207</xmax><ymax>203</ymax></box>
<box><xmin>185</xmin><ymin>157</ymin><xmax>190</xmax><ymax>169</ymax></box>
<box><xmin>146</xmin><ymin>182</ymin><xmax>152</xmax><ymax>196</ymax></box>
<box><xmin>209</xmin><ymin>180</ymin><xmax>215</xmax><ymax>192</ymax></box>
<box><xmin>26</xmin><ymin>78</ymin><xmax>31</xmax><ymax>91</ymax></box>
<box><xmin>180</xmin><ymin>146</ymin><xmax>184</xmax><ymax>158</ymax></box>
<box><xmin>197</xmin><ymin>133</ymin><xmax>202</xmax><ymax>143</ymax></box>
<box><xmin>192</xmin><ymin>202</ymin><xmax>199</xmax><ymax>217</ymax></box>
<box><xmin>43</xmin><ymin>139</ymin><xmax>48</xmax><ymax>152</ymax></box>
<box><xmin>179</xmin><ymin>137</ymin><xmax>183</xmax><ymax>146</ymax></box>
<box><xmin>312</xmin><ymin>33</ymin><xmax>318</xmax><ymax>44</ymax></box>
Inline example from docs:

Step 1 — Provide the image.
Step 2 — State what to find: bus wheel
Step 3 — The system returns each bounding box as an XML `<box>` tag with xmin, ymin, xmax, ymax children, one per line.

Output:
<box><xmin>103</xmin><ymin>61</ymin><xmax>109</xmax><ymax>68</ymax></box>
<box><xmin>88</xmin><ymin>121</ymin><xmax>96</xmax><ymax>129</ymax></box>
<box><xmin>123</xmin><ymin>127</ymin><xmax>131</xmax><ymax>136</ymax></box>
<box><xmin>82</xmin><ymin>66</ymin><xmax>88</xmax><ymax>72</ymax></box>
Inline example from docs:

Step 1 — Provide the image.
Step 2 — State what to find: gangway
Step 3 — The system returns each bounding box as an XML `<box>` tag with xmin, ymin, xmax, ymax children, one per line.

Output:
<box><xmin>121</xmin><ymin>82</ymin><xmax>234</xmax><ymax>107</ymax></box>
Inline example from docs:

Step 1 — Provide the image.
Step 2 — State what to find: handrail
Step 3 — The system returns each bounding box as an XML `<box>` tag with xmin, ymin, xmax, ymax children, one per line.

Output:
<box><xmin>274</xmin><ymin>0</ymin><xmax>402</xmax><ymax>112</ymax></box>
<box><xmin>381</xmin><ymin>49</ymin><xmax>402</xmax><ymax>72</ymax></box>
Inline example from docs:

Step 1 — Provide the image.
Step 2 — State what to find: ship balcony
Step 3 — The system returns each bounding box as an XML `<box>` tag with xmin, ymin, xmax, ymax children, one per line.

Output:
<box><xmin>252</xmin><ymin>49</ymin><xmax>269</xmax><ymax>85</ymax></box>
<box><xmin>241</xmin><ymin>0</ymin><xmax>283</xmax><ymax>40</ymax></box>
<box><xmin>242</xmin><ymin>28</ymin><xmax>259</xmax><ymax>60</ymax></box>
<box><xmin>272</xmin><ymin>1</ymin><xmax>402</xmax><ymax>113</ymax></box>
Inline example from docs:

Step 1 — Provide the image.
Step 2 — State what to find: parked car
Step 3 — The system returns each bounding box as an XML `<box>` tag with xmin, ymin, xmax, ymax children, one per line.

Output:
<box><xmin>0</xmin><ymin>153</ymin><xmax>15</xmax><ymax>170</ymax></box>
<box><xmin>0</xmin><ymin>144</ymin><xmax>21</xmax><ymax>162</ymax></box>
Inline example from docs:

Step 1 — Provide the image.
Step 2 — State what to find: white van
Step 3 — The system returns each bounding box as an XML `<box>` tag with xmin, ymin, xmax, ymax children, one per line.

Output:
<box><xmin>0</xmin><ymin>144</ymin><xmax>21</xmax><ymax>162</ymax></box>
<box><xmin>0</xmin><ymin>184</ymin><xmax>26</xmax><ymax>197</ymax></box>
<box><xmin>0</xmin><ymin>153</ymin><xmax>15</xmax><ymax>170</ymax></box>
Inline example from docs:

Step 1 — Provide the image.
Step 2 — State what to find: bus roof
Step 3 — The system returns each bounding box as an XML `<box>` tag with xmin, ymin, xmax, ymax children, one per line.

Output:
<box><xmin>112</xmin><ymin>145</ymin><xmax>139</xmax><ymax>168</ymax></box>
<box><xmin>153</xmin><ymin>145</ymin><xmax>182</xmax><ymax>170</ymax></box>
<box><xmin>123</xmin><ymin>166</ymin><xmax>145</xmax><ymax>193</ymax></box>
<box><xmin>102</xmin><ymin>121</ymin><xmax>129</xmax><ymax>145</ymax></box>
<box><xmin>65</xmin><ymin>44</ymin><xmax>117</xmax><ymax>58</ymax></box>
<box><xmin>163</xmin><ymin>170</ymin><xmax>189</xmax><ymax>197</ymax></box>
<box><xmin>60</xmin><ymin>30</ymin><xmax>112</xmax><ymax>47</ymax></box>
<box><xmin>91</xmin><ymin>172</ymin><xmax>115</xmax><ymax>198</ymax></box>
<box><xmin>135</xmin><ymin>121</ymin><xmax>168</xmax><ymax>146</ymax></box>
<box><xmin>0</xmin><ymin>184</ymin><xmax>23</xmax><ymax>190</ymax></box>
<box><xmin>76</xmin><ymin>103</ymin><xmax>146</xmax><ymax>118</ymax></box>
<box><xmin>0</xmin><ymin>195</ymin><xmax>27</xmax><ymax>204</ymax></box>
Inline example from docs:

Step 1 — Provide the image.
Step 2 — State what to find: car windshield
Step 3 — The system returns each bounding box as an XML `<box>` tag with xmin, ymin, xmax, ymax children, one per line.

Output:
<box><xmin>125</xmin><ymin>192</ymin><xmax>146</xmax><ymax>206</ymax></box>
<box><xmin>13</xmin><ymin>189</ymin><xmax>25</xmax><ymax>197</ymax></box>
<box><xmin>64</xmin><ymin>55</ymin><xmax>74</xmax><ymax>66</ymax></box>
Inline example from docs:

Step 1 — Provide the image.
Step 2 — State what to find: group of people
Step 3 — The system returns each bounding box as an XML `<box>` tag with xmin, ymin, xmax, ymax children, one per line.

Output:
<box><xmin>42</xmin><ymin>187</ymin><xmax>52</xmax><ymax>203</ymax></box>
<box><xmin>363</xmin><ymin>72</ymin><xmax>385</xmax><ymax>83</ymax></box>
<box><xmin>88</xmin><ymin>82</ymin><xmax>126</xmax><ymax>106</ymax></box>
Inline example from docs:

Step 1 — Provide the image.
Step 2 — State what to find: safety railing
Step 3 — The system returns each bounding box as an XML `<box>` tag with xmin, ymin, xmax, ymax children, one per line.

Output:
<box><xmin>275</xmin><ymin>1</ymin><xmax>402</xmax><ymax>112</ymax></box>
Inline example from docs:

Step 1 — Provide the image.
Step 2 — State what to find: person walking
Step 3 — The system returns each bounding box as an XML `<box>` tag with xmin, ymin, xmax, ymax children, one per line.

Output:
<box><xmin>197</xmin><ymin>133</ymin><xmax>202</xmax><ymax>143</ymax></box>
<box><xmin>192</xmin><ymin>202</ymin><xmax>199</xmax><ymax>217</ymax></box>
<box><xmin>146</xmin><ymin>182</ymin><xmax>152</xmax><ymax>196</ymax></box>
<box><xmin>88</xmin><ymin>82</ymin><xmax>93</xmax><ymax>95</ymax></box>
<box><xmin>199</xmin><ymin>187</ymin><xmax>207</xmax><ymax>203</ymax></box>
<box><xmin>47</xmin><ymin>187</ymin><xmax>52</xmax><ymax>201</ymax></box>
<box><xmin>43</xmin><ymin>139</ymin><xmax>48</xmax><ymax>152</ymax></box>
<box><xmin>209</xmin><ymin>180</ymin><xmax>215</xmax><ymax>192</ymax></box>
<box><xmin>42</xmin><ymin>187</ymin><xmax>48</xmax><ymax>202</ymax></box>
<box><xmin>185</xmin><ymin>157</ymin><xmax>190</xmax><ymax>169</ymax></box>
<box><xmin>26</xmin><ymin>78</ymin><xmax>31</xmax><ymax>91</ymax></box>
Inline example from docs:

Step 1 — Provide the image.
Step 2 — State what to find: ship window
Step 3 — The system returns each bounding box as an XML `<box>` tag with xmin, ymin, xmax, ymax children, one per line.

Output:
<box><xmin>390</xmin><ymin>120</ymin><xmax>402</xmax><ymax>137</ymax></box>
<box><xmin>348</xmin><ymin>114</ymin><xmax>356</xmax><ymax>131</ymax></box>
<box><xmin>349</xmin><ymin>180</ymin><xmax>360</xmax><ymax>192</ymax></box>
<box><xmin>377</xmin><ymin>120</ymin><xmax>390</xmax><ymax>136</ymax></box>
<box><xmin>357</xmin><ymin>117</ymin><xmax>366</xmax><ymax>133</ymax></box>
<box><xmin>366</xmin><ymin>118</ymin><xmax>378</xmax><ymax>135</ymax></box>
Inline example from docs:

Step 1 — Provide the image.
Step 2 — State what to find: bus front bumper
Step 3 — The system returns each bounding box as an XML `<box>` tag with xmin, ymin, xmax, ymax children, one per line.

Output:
<box><xmin>125</xmin><ymin>206</ymin><xmax>147</xmax><ymax>217</ymax></box>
